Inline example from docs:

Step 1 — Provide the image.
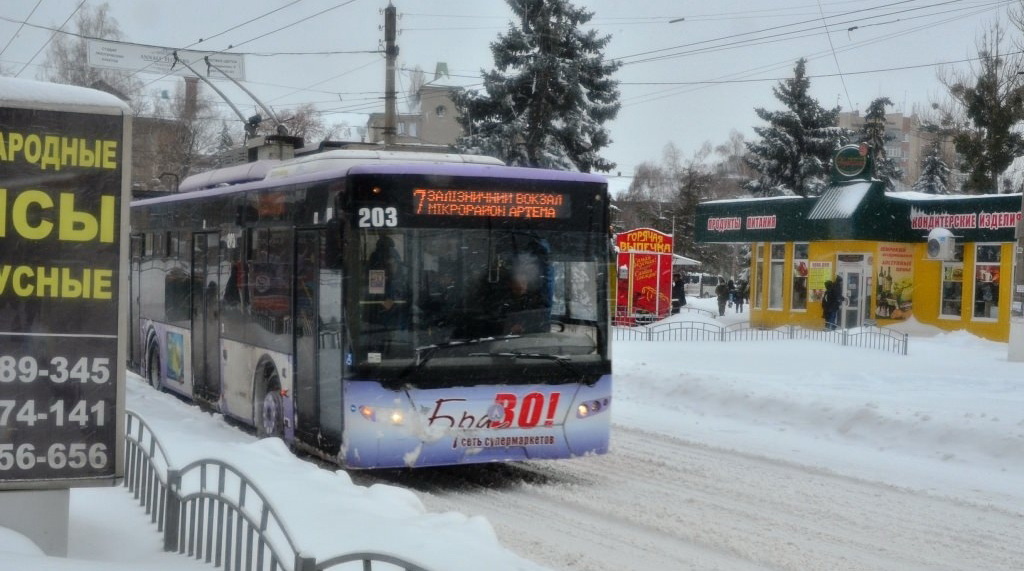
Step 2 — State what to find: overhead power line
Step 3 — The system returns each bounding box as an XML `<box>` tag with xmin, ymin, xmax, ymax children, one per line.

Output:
<box><xmin>614</xmin><ymin>0</ymin><xmax>1001</xmax><ymax>65</ymax></box>
<box><xmin>618</xmin><ymin>50</ymin><xmax>1024</xmax><ymax>86</ymax></box>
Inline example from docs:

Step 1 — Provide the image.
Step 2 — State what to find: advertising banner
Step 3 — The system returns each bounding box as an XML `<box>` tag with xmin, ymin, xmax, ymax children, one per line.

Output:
<box><xmin>809</xmin><ymin>261</ymin><xmax>833</xmax><ymax>303</ymax></box>
<box><xmin>615</xmin><ymin>229</ymin><xmax>673</xmax><ymax>320</ymax></box>
<box><xmin>875</xmin><ymin>244</ymin><xmax>915</xmax><ymax>320</ymax></box>
<box><xmin>1</xmin><ymin>99</ymin><xmax>126</xmax><ymax>487</ymax></box>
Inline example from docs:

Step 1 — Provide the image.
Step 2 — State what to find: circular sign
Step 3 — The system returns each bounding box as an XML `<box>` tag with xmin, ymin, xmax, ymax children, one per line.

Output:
<box><xmin>833</xmin><ymin>144</ymin><xmax>868</xmax><ymax>177</ymax></box>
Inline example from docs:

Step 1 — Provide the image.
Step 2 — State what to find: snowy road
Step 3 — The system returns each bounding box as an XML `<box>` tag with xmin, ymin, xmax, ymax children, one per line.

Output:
<box><xmin>364</xmin><ymin>424</ymin><xmax>1024</xmax><ymax>571</ymax></box>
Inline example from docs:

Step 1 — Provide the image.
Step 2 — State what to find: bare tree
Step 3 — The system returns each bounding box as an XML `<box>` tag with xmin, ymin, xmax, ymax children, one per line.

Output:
<box><xmin>255</xmin><ymin>102</ymin><xmax>328</xmax><ymax>143</ymax></box>
<box><xmin>713</xmin><ymin>129</ymin><xmax>756</xmax><ymax>196</ymax></box>
<box><xmin>149</xmin><ymin>78</ymin><xmax>220</xmax><ymax>181</ymax></box>
<box><xmin>40</xmin><ymin>2</ymin><xmax>146</xmax><ymax>114</ymax></box>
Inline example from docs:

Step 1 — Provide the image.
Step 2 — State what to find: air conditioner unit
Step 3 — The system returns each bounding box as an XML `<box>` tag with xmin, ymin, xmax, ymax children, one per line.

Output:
<box><xmin>926</xmin><ymin>227</ymin><xmax>955</xmax><ymax>261</ymax></box>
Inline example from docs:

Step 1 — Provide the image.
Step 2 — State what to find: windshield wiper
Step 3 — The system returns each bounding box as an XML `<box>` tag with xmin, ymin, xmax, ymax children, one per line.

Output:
<box><xmin>470</xmin><ymin>350</ymin><xmax>586</xmax><ymax>380</ymax></box>
<box><xmin>396</xmin><ymin>335</ymin><xmax>524</xmax><ymax>380</ymax></box>
<box><xmin>468</xmin><ymin>351</ymin><xmax>568</xmax><ymax>361</ymax></box>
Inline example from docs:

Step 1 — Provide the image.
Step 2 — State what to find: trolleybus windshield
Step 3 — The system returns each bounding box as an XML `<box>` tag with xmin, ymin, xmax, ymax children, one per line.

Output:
<box><xmin>344</xmin><ymin>176</ymin><xmax>609</xmax><ymax>387</ymax></box>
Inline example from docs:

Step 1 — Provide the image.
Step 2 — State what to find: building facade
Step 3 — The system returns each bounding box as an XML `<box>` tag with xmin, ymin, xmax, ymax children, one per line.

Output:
<box><xmin>366</xmin><ymin>82</ymin><xmax>462</xmax><ymax>147</ymax></box>
<box><xmin>696</xmin><ymin>146</ymin><xmax>1023</xmax><ymax>341</ymax></box>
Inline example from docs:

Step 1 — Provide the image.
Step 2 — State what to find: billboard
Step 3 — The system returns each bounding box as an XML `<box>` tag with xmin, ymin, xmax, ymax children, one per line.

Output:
<box><xmin>1</xmin><ymin>79</ymin><xmax>129</xmax><ymax>488</ymax></box>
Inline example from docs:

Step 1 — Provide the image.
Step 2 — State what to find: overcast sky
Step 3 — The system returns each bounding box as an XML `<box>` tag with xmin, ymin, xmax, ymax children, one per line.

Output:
<box><xmin>1</xmin><ymin>0</ymin><xmax>1017</xmax><ymax>192</ymax></box>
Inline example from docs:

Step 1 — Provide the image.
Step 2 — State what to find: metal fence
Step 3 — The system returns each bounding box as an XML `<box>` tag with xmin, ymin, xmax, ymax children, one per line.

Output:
<box><xmin>613</xmin><ymin>305</ymin><xmax>717</xmax><ymax>327</ymax></box>
<box><xmin>613</xmin><ymin>321</ymin><xmax>909</xmax><ymax>355</ymax></box>
<box><xmin>124</xmin><ymin>410</ymin><xmax>430</xmax><ymax>571</ymax></box>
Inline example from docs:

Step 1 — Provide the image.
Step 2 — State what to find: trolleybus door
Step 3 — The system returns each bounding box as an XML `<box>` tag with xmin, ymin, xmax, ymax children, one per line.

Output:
<box><xmin>191</xmin><ymin>232</ymin><xmax>222</xmax><ymax>402</ymax></box>
<box><xmin>294</xmin><ymin>229</ymin><xmax>343</xmax><ymax>451</ymax></box>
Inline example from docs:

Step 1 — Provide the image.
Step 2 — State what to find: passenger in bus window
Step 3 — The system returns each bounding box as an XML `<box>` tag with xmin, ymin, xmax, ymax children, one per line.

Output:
<box><xmin>365</xmin><ymin>235</ymin><xmax>408</xmax><ymax>329</ymax></box>
<box><xmin>419</xmin><ymin>263</ymin><xmax>459</xmax><ymax>328</ymax></box>
<box><xmin>483</xmin><ymin>249</ymin><xmax>552</xmax><ymax>335</ymax></box>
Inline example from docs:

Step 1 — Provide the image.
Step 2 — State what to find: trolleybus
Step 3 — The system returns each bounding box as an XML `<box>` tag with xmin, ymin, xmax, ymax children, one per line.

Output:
<box><xmin>129</xmin><ymin>150</ymin><xmax>612</xmax><ymax>469</ymax></box>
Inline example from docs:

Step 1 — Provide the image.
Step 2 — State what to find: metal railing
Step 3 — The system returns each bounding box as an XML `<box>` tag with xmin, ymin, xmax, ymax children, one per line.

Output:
<box><xmin>613</xmin><ymin>321</ymin><xmax>908</xmax><ymax>355</ymax></box>
<box><xmin>124</xmin><ymin>410</ymin><xmax>430</xmax><ymax>571</ymax></box>
<box><xmin>612</xmin><ymin>305</ymin><xmax>716</xmax><ymax>327</ymax></box>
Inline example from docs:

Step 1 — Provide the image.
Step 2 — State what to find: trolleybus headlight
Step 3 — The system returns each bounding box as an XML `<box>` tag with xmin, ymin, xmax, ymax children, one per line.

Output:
<box><xmin>357</xmin><ymin>405</ymin><xmax>405</xmax><ymax>425</ymax></box>
<box><xmin>576</xmin><ymin>398</ymin><xmax>611</xmax><ymax>418</ymax></box>
<box><xmin>359</xmin><ymin>405</ymin><xmax>376</xmax><ymax>421</ymax></box>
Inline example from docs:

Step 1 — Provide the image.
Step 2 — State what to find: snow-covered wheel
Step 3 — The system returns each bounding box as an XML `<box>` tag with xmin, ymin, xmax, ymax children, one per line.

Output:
<box><xmin>257</xmin><ymin>365</ymin><xmax>283</xmax><ymax>438</ymax></box>
<box><xmin>146</xmin><ymin>342</ymin><xmax>161</xmax><ymax>390</ymax></box>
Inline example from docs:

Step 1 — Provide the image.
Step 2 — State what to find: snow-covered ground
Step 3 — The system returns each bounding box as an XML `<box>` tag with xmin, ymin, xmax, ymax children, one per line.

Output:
<box><xmin>2</xmin><ymin>296</ymin><xmax>1022</xmax><ymax>569</ymax></box>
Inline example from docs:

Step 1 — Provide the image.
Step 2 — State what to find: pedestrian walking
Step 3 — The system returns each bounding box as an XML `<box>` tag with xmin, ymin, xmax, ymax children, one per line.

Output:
<box><xmin>715</xmin><ymin>278</ymin><xmax>728</xmax><ymax>317</ymax></box>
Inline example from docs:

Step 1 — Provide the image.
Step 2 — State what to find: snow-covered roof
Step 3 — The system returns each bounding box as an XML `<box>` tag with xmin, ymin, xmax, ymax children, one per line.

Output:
<box><xmin>703</xmin><ymin>194</ymin><xmax>804</xmax><ymax>205</ymax></box>
<box><xmin>888</xmin><ymin>191</ymin><xmax>1023</xmax><ymax>202</ymax></box>
<box><xmin>672</xmin><ymin>254</ymin><xmax>701</xmax><ymax>266</ymax></box>
<box><xmin>808</xmin><ymin>181</ymin><xmax>873</xmax><ymax>219</ymax></box>
<box><xmin>0</xmin><ymin>76</ymin><xmax>129</xmax><ymax>114</ymax></box>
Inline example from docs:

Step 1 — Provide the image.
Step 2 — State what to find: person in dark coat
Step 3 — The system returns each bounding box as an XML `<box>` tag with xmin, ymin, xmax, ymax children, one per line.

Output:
<box><xmin>715</xmin><ymin>278</ymin><xmax>728</xmax><ymax>317</ymax></box>
<box><xmin>671</xmin><ymin>274</ymin><xmax>686</xmax><ymax>314</ymax></box>
<box><xmin>734</xmin><ymin>280</ymin><xmax>746</xmax><ymax>313</ymax></box>
<box><xmin>822</xmin><ymin>278</ymin><xmax>845</xmax><ymax>330</ymax></box>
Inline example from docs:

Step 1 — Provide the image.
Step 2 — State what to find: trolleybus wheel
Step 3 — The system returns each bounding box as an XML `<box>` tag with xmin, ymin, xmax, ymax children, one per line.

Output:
<box><xmin>258</xmin><ymin>365</ymin><xmax>284</xmax><ymax>438</ymax></box>
<box><xmin>146</xmin><ymin>342</ymin><xmax>161</xmax><ymax>390</ymax></box>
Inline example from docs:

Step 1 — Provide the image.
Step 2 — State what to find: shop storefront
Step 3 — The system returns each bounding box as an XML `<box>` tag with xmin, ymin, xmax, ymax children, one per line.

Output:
<box><xmin>696</xmin><ymin>146</ymin><xmax>1023</xmax><ymax>341</ymax></box>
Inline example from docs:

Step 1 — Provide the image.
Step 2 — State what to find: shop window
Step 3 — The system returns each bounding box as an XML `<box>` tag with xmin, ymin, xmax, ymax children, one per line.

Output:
<box><xmin>791</xmin><ymin>243</ymin><xmax>809</xmax><ymax>311</ymax></box>
<box><xmin>769</xmin><ymin>243</ymin><xmax>785</xmax><ymax>310</ymax></box>
<box><xmin>973</xmin><ymin>244</ymin><xmax>1002</xmax><ymax>320</ymax></box>
<box><xmin>940</xmin><ymin>244</ymin><xmax>964</xmax><ymax>318</ymax></box>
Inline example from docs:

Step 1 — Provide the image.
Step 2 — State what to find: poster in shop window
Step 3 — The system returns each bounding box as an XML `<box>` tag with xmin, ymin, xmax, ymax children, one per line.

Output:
<box><xmin>876</xmin><ymin>244</ymin><xmax>914</xmax><ymax>319</ymax></box>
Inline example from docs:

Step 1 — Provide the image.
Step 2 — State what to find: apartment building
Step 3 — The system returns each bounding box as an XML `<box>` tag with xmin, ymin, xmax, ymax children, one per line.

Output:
<box><xmin>837</xmin><ymin>110</ymin><xmax>957</xmax><ymax>188</ymax></box>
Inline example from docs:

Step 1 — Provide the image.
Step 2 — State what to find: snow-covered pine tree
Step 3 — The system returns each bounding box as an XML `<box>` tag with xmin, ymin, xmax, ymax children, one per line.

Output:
<box><xmin>860</xmin><ymin>97</ymin><xmax>904</xmax><ymax>190</ymax></box>
<box><xmin>913</xmin><ymin>141</ymin><xmax>952</xmax><ymax>194</ymax></box>
<box><xmin>453</xmin><ymin>0</ymin><xmax>621</xmax><ymax>172</ymax></box>
<box><xmin>744</xmin><ymin>58</ymin><xmax>849</xmax><ymax>197</ymax></box>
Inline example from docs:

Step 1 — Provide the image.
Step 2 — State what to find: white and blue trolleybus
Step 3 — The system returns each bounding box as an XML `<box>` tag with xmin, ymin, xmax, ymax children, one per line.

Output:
<box><xmin>129</xmin><ymin>150</ymin><xmax>612</xmax><ymax>469</ymax></box>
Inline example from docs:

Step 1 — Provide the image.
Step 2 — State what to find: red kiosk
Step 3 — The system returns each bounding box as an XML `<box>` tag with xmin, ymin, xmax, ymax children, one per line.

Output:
<box><xmin>615</xmin><ymin>228</ymin><xmax>674</xmax><ymax>324</ymax></box>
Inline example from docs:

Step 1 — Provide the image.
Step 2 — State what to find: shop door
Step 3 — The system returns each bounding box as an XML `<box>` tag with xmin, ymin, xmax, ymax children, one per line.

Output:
<box><xmin>191</xmin><ymin>232</ymin><xmax>221</xmax><ymax>402</ymax></box>
<box><xmin>836</xmin><ymin>254</ymin><xmax>872</xmax><ymax>329</ymax></box>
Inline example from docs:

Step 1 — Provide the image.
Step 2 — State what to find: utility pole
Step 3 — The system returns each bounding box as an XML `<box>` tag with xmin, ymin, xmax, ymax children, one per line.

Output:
<box><xmin>384</xmin><ymin>2</ymin><xmax>398</xmax><ymax>147</ymax></box>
